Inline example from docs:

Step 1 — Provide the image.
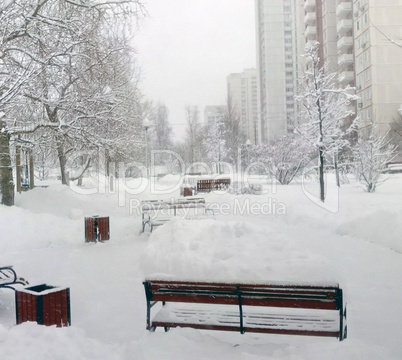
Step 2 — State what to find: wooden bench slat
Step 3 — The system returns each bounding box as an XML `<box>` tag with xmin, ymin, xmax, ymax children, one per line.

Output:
<box><xmin>147</xmin><ymin>281</ymin><xmax>340</xmax><ymax>311</ymax></box>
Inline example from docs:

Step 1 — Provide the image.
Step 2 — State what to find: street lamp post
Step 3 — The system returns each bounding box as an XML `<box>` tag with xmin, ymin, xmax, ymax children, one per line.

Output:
<box><xmin>245</xmin><ymin>139</ymin><xmax>251</xmax><ymax>165</ymax></box>
<box><xmin>143</xmin><ymin>118</ymin><xmax>150</xmax><ymax>179</ymax></box>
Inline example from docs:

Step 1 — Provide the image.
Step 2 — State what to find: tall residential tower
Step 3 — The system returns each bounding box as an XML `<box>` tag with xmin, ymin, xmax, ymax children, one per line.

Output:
<box><xmin>227</xmin><ymin>69</ymin><xmax>258</xmax><ymax>145</ymax></box>
<box><xmin>255</xmin><ymin>0</ymin><xmax>301</xmax><ymax>143</ymax></box>
<box><xmin>256</xmin><ymin>0</ymin><xmax>402</xmax><ymax>143</ymax></box>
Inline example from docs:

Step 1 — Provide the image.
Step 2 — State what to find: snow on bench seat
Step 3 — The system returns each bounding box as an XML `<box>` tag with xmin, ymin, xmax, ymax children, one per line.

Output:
<box><xmin>151</xmin><ymin>302</ymin><xmax>340</xmax><ymax>337</ymax></box>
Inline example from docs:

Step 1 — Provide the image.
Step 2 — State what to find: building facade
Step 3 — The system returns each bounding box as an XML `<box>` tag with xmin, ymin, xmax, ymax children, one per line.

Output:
<box><xmin>301</xmin><ymin>0</ymin><xmax>402</xmax><ymax>136</ymax></box>
<box><xmin>227</xmin><ymin>69</ymin><xmax>258</xmax><ymax>145</ymax></box>
<box><xmin>256</xmin><ymin>0</ymin><xmax>402</xmax><ymax>142</ymax></box>
<box><xmin>255</xmin><ymin>0</ymin><xmax>301</xmax><ymax>143</ymax></box>
<box><xmin>353</xmin><ymin>0</ymin><xmax>402</xmax><ymax>136</ymax></box>
<box><xmin>204</xmin><ymin>105</ymin><xmax>226</xmax><ymax>126</ymax></box>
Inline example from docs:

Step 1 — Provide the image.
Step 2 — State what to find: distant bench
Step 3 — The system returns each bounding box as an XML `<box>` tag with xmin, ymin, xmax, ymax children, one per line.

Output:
<box><xmin>196</xmin><ymin>178</ymin><xmax>230</xmax><ymax>193</ymax></box>
<box><xmin>0</xmin><ymin>266</ymin><xmax>28</xmax><ymax>291</ymax></box>
<box><xmin>143</xmin><ymin>280</ymin><xmax>347</xmax><ymax>341</ymax></box>
<box><xmin>140</xmin><ymin>198</ymin><xmax>214</xmax><ymax>233</ymax></box>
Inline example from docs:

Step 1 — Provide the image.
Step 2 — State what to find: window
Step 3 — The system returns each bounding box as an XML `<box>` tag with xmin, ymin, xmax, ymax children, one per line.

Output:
<box><xmin>365</xmin><ymin>69</ymin><xmax>371</xmax><ymax>81</ymax></box>
<box><xmin>367</xmin><ymin>107</ymin><xmax>372</xmax><ymax>119</ymax></box>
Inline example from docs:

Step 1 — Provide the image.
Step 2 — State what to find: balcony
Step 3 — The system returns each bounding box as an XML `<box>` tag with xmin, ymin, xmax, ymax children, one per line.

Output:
<box><xmin>336</xmin><ymin>2</ymin><xmax>352</xmax><ymax>17</ymax></box>
<box><xmin>338</xmin><ymin>70</ymin><xmax>354</xmax><ymax>84</ymax></box>
<box><xmin>338</xmin><ymin>53</ymin><xmax>354</xmax><ymax>66</ymax></box>
<box><xmin>337</xmin><ymin>36</ymin><xmax>353</xmax><ymax>51</ymax></box>
<box><xmin>303</xmin><ymin>0</ymin><xmax>315</xmax><ymax>12</ymax></box>
<box><xmin>304</xmin><ymin>12</ymin><xmax>317</xmax><ymax>25</ymax></box>
<box><xmin>305</xmin><ymin>26</ymin><xmax>317</xmax><ymax>40</ymax></box>
<box><xmin>337</xmin><ymin>19</ymin><xmax>353</xmax><ymax>33</ymax></box>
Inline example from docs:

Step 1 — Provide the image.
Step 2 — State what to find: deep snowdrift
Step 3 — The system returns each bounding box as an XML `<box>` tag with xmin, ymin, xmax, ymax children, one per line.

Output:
<box><xmin>0</xmin><ymin>174</ymin><xmax>401</xmax><ymax>359</ymax></box>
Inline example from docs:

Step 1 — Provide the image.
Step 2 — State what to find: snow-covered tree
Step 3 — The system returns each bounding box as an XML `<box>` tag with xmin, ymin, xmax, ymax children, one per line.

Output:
<box><xmin>253</xmin><ymin>134</ymin><xmax>314</xmax><ymax>185</ymax></box>
<box><xmin>204</xmin><ymin>116</ymin><xmax>227</xmax><ymax>174</ymax></box>
<box><xmin>149</xmin><ymin>103</ymin><xmax>173</xmax><ymax>152</ymax></box>
<box><xmin>0</xmin><ymin>0</ymin><xmax>145</xmax><ymax>202</ymax></box>
<box><xmin>353</xmin><ymin>123</ymin><xmax>397</xmax><ymax>193</ymax></box>
<box><xmin>295</xmin><ymin>42</ymin><xmax>358</xmax><ymax>202</ymax></box>
<box><xmin>183</xmin><ymin>105</ymin><xmax>204</xmax><ymax>165</ymax></box>
<box><xmin>221</xmin><ymin>95</ymin><xmax>246</xmax><ymax>164</ymax></box>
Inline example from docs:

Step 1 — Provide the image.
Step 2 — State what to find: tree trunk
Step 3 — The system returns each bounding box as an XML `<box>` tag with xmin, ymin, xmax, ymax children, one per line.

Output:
<box><xmin>0</xmin><ymin>120</ymin><xmax>15</xmax><ymax>206</ymax></box>
<box><xmin>319</xmin><ymin>147</ymin><xmax>325</xmax><ymax>202</ymax></box>
<box><xmin>334</xmin><ymin>152</ymin><xmax>340</xmax><ymax>187</ymax></box>
<box><xmin>56</xmin><ymin>140</ymin><xmax>68</xmax><ymax>185</ymax></box>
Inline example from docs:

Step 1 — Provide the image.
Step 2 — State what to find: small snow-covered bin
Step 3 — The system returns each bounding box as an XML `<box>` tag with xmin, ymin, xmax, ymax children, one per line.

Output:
<box><xmin>16</xmin><ymin>284</ymin><xmax>71</xmax><ymax>327</ymax></box>
<box><xmin>85</xmin><ymin>216</ymin><xmax>110</xmax><ymax>242</ymax></box>
<box><xmin>181</xmin><ymin>187</ymin><xmax>193</xmax><ymax>197</ymax></box>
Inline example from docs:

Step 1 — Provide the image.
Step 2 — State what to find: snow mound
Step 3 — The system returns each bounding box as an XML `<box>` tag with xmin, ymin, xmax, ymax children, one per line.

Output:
<box><xmin>140</xmin><ymin>218</ymin><xmax>337</xmax><ymax>284</ymax></box>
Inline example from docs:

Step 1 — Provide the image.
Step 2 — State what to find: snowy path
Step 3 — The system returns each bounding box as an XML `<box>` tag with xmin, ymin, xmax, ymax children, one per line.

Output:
<box><xmin>0</xmin><ymin>175</ymin><xmax>401</xmax><ymax>359</ymax></box>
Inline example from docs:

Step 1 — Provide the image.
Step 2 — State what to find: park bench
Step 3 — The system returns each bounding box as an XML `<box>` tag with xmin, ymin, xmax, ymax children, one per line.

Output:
<box><xmin>143</xmin><ymin>280</ymin><xmax>347</xmax><ymax>341</ymax></box>
<box><xmin>141</xmin><ymin>198</ymin><xmax>214</xmax><ymax>233</ymax></box>
<box><xmin>0</xmin><ymin>266</ymin><xmax>28</xmax><ymax>291</ymax></box>
<box><xmin>196</xmin><ymin>178</ymin><xmax>231</xmax><ymax>193</ymax></box>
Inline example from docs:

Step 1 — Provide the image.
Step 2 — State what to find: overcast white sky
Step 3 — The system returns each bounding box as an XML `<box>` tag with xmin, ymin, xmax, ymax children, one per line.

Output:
<box><xmin>134</xmin><ymin>0</ymin><xmax>256</xmax><ymax>141</ymax></box>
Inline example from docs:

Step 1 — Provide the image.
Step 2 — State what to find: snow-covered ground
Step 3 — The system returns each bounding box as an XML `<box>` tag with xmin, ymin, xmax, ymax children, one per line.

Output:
<box><xmin>1</xmin><ymin>173</ymin><xmax>402</xmax><ymax>359</ymax></box>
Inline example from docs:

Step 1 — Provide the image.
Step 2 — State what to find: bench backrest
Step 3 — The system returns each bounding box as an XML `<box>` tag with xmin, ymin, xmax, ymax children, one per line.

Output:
<box><xmin>0</xmin><ymin>266</ymin><xmax>28</xmax><ymax>288</ymax></box>
<box><xmin>141</xmin><ymin>198</ymin><xmax>206</xmax><ymax>212</ymax></box>
<box><xmin>0</xmin><ymin>266</ymin><xmax>17</xmax><ymax>286</ymax></box>
<box><xmin>143</xmin><ymin>280</ymin><xmax>343</xmax><ymax>311</ymax></box>
<box><xmin>197</xmin><ymin>179</ymin><xmax>231</xmax><ymax>191</ymax></box>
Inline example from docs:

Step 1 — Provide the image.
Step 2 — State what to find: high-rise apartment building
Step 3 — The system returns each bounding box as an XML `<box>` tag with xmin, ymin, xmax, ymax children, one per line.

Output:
<box><xmin>301</xmin><ymin>0</ymin><xmax>402</xmax><ymax>136</ymax></box>
<box><xmin>352</xmin><ymin>0</ymin><xmax>402</xmax><ymax>136</ymax></box>
<box><xmin>227</xmin><ymin>69</ymin><xmax>258</xmax><ymax>145</ymax></box>
<box><xmin>255</xmin><ymin>0</ymin><xmax>301</xmax><ymax>143</ymax></box>
<box><xmin>256</xmin><ymin>0</ymin><xmax>402</xmax><ymax>143</ymax></box>
<box><xmin>204</xmin><ymin>105</ymin><xmax>226</xmax><ymax>126</ymax></box>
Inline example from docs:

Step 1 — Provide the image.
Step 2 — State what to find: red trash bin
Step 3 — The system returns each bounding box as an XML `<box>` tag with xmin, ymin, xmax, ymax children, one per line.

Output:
<box><xmin>16</xmin><ymin>284</ymin><xmax>71</xmax><ymax>327</ymax></box>
<box><xmin>85</xmin><ymin>216</ymin><xmax>109</xmax><ymax>242</ymax></box>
